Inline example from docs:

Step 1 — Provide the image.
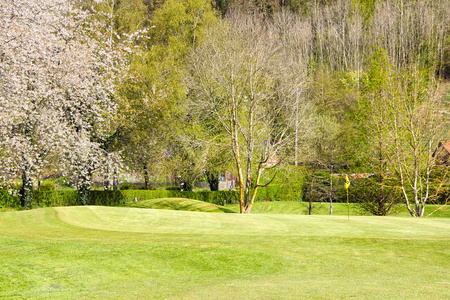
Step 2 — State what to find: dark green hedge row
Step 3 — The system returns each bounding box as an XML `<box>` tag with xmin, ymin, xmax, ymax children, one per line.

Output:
<box><xmin>0</xmin><ymin>185</ymin><xmax>303</xmax><ymax>209</ymax></box>
<box><xmin>121</xmin><ymin>190</ymin><xmax>171</xmax><ymax>201</ymax></box>
<box><xmin>32</xmin><ymin>191</ymin><xmax>79</xmax><ymax>207</ymax></box>
<box><xmin>168</xmin><ymin>190</ymin><xmax>238</xmax><ymax>205</ymax></box>
<box><xmin>31</xmin><ymin>190</ymin><xmax>129</xmax><ymax>207</ymax></box>
<box><xmin>0</xmin><ymin>189</ymin><xmax>238</xmax><ymax>208</ymax></box>
<box><xmin>0</xmin><ymin>190</ymin><xmax>129</xmax><ymax>209</ymax></box>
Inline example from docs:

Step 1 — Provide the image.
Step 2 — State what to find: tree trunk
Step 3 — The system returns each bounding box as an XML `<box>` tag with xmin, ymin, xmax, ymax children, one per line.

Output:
<box><xmin>206</xmin><ymin>170</ymin><xmax>219</xmax><ymax>191</ymax></box>
<box><xmin>309</xmin><ymin>169</ymin><xmax>315</xmax><ymax>215</ymax></box>
<box><xmin>113</xmin><ymin>166</ymin><xmax>118</xmax><ymax>191</ymax></box>
<box><xmin>329</xmin><ymin>198</ymin><xmax>333</xmax><ymax>216</ymax></box>
<box><xmin>232</xmin><ymin>113</ymin><xmax>245</xmax><ymax>213</ymax></box>
<box><xmin>329</xmin><ymin>171</ymin><xmax>333</xmax><ymax>216</ymax></box>
<box><xmin>78</xmin><ymin>167</ymin><xmax>92</xmax><ymax>205</ymax></box>
<box><xmin>20</xmin><ymin>167</ymin><xmax>33</xmax><ymax>209</ymax></box>
<box><xmin>78</xmin><ymin>182</ymin><xmax>90</xmax><ymax>206</ymax></box>
<box><xmin>143</xmin><ymin>164</ymin><xmax>150</xmax><ymax>190</ymax></box>
<box><xmin>182</xmin><ymin>180</ymin><xmax>194</xmax><ymax>191</ymax></box>
<box><xmin>104</xmin><ymin>178</ymin><xmax>110</xmax><ymax>191</ymax></box>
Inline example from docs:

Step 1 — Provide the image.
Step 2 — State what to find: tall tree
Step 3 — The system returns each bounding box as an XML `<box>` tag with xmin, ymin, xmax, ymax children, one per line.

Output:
<box><xmin>0</xmin><ymin>0</ymin><xmax>121</xmax><ymax>206</ymax></box>
<box><xmin>188</xmin><ymin>14</ymin><xmax>312</xmax><ymax>213</ymax></box>
<box><xmin>386</xmin><ymin>67</ymin><xmax>448</xmax><ymax>217</ymax></box>
<box><xmin>117</xmin><ymin>0</ymin><xmax>217</xmax><ymax>188</ymax></box>
<box><xmin>355</xmin><ymin>48</ymin><xmax>401</xmax><ymax>215</ymax></box>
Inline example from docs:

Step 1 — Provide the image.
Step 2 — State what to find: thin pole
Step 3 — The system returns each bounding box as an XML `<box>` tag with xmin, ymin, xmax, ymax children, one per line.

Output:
<box><xmin>294</xmin><ymin>93</ymin><xmax>298</xmax><ymax>166</ymax></box>
<box><xmin>347</xmin><ymin>188</ymin><xmax>349</xmax><ymax>221</ymax></box>
<box><xmin>345</xmin><ymin>175</ymin><xmax>350</xmax><ymax>221</ymax></box>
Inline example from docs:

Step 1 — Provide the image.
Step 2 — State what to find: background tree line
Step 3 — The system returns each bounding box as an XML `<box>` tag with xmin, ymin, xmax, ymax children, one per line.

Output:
<box><xmin>0</xmin><ymin>0</ymin><xmax>449</xmax><ymax>215</ymax></box>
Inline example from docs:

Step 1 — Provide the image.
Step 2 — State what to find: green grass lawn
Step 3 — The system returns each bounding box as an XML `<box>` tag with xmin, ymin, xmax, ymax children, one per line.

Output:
<box><xmin>123</xmin><ymin>197</ymin><xmax>450</xmax><ymax>217</ymax></box>
<box><xmin>0</xmin><ymin>204</ymin><xmax>449</xmax><ymax>299</ymax></box>
<box><xmin>225</xmin><ymin>200</ymin><xmax>450</xmax><ymax>217</ymax></box>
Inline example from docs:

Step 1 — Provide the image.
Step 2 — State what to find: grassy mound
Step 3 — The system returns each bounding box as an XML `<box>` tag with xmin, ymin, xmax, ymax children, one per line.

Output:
<box><xmin>126</xmin><ymin>197</ymin><xmax>235</xmax><ymax>213</ymax></box>
<box><xmin>0</xmin><ymin>207</ymin><xmax>449</xmax><ymax>299</ymax></box>
<box><xmin>52</xmin><ymin>206</ymin><xmax>449</xmax><ymax>237</ymax></box>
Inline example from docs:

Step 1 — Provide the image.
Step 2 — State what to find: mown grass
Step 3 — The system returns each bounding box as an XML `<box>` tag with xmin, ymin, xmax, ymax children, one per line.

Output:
<box><xmin>126</xmin><ymin>197</ymin><xmax>235</xmax><ymax>213</ymax></box>
<box><xmin>123</xmin><ymin>197</ymin><xmax>450</xmax><ymax>217</ymax></box>
<box><xmin>0</xmin><ymin>206</ymin><xmax>449</xmax><ymax>299</ymax></box>
<box><xmin>225</xmin><ymin>201</ymin><xmax>450</xmax><ymax>217</ymax></box>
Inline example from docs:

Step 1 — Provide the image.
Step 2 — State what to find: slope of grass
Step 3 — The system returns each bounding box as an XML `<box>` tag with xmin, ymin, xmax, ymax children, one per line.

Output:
<box><xmin>0</xmin><ymin>207</ymin><xmax>449</xmax><ymax>299</ymax></box>
<box><xmin>126</xmin><ymin>197</ymin><xmax>235</xmax><ymax>213</ymax></box>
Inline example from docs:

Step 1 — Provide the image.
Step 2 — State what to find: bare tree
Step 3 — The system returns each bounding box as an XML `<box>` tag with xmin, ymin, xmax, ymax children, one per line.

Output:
<box><xmin>384</xmin><ymin>69</ymin><xmax>449</xmax><ymax>217</ymax></box>
<box><xmin>188</xmin><ymin>13</ymin><xmax>313</xmax><ymax>213</ymax></box>
<box><xmin>370</xmin><ymin>0</ymin><xmax>449</xmax><ymax>72</ymax></box>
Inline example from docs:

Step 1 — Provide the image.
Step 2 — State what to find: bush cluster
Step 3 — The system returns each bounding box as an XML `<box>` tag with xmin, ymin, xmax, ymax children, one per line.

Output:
<box><xmin>347</xmin><ymin>178</ymin><xmax>403</xmax><ymax>216</ymax></box>
<box><xmin>0</xmin><ymin>189</ymin><xmax>21</xmax><ymax>209</ymax></box>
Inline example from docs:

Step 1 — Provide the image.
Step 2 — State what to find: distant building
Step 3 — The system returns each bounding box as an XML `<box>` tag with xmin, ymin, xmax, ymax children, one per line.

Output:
<box><xmin>218</xmin><ymin>170</ymin><xmax>237</xmax><ymax>190</ymax></box>
<box><xmin>331</xmin><ymin>173</ymin><xmax>374</xmax><ymax>179</ymax></box>
<box><xmin>433</xmin><ymin>141</ymin><xmax>450</xmax><ymax>166</ymax></box>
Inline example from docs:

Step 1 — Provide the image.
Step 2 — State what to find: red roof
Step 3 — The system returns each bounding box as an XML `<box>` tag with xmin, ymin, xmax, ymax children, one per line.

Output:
<box><xmin>331</xmin><ymin>173</ymin><xmax>374</xmax><ymax>179</ymax></box>
<box><xmin>441</xmin><ymin>141</ymin><xmax>450</xmax><ymax>154</ymax></box>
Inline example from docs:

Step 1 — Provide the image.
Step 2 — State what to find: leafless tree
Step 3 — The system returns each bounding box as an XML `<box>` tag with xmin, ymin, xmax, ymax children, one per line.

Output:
<box><xmin>188</xmin><ymin>13</ymin><xmax>314</xmax><ymax>213</ymax></box>
<box><xmin>383</xmin><ymin>68</ymin><xmax>449</xmax><ymax>217</ymax></box>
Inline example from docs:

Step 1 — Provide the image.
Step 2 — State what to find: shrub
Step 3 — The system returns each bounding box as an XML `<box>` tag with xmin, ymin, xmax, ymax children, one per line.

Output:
<box><xmin>39</xmin><ymin>180</ymin><xmax>56</xmax><ymax>191</ymax></box>
<box><xmin>0</xmin><ymin>189</ymin><xmax>21</xmax><ymax>209</ymax></box>
<box><xmin>119</xmin><ymin>183</ymin><xmax>133</xmax><ymax>190</ymax></box>
<box><xmin>303</xmin><ymin>172</ymin><xmax>350</xmax><ymax>204</ymax></box>
<box><xmin>434</xmin><ymin>187</ymin><xmax>450</xmax><ymax>205</ymax></box>
<box><xmin>165</xmin><ymin>186</ymin><xmax>181</xmax><ymax>191</ymax></box>
<box><xmin>256</xmin><ymin>166</ymin><xmax>304</xmax><ymax>202</ymax></box>
<box><xmin>349</xmin><ymin>177</ymin><xmax>403</xmax><ymax>216</ymax></box>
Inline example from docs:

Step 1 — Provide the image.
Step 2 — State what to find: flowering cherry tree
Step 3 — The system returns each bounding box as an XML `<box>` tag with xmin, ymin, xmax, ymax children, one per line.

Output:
<box><xmin>0</xmin><ymin>0</ymin><xmax>121</xmax><ymax>207</ymax></box>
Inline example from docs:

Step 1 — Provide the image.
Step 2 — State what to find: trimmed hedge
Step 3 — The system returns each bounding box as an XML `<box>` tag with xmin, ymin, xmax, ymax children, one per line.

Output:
<box><xmin>122</xmin><ymin>190</ymin><xmax>170</xmax><ymax>202</ymax></box>
<box><xmin>30</xmin><ymin>191</ymin><xmax>128</xmax><ymax>207</ymax></box>
<box><xmin>168</xmin><ymin>190</ymin><xmax>238</xmax><ymax>206</ymax></box>
<box><xmin>0</xmin><ymin>190</ymin><xmax>128</xmax><ymax>209</ymax></box>
<box><xmin>0</xmin><ymin>189</ymin><xmax>239</xmax><ymax>208</ymax></box>
<box><xmin>31</xmin><ymin>191</ymin><xmax>79</xmax><ymax>207</ymax></box>
<box><xmin>0</xmin><ymin>185</ymin><xmax>301</xmax><ymax>209</ymax></box>
<box><xmin>89</xmin><ymin>191</ymin><xmax>127</xmax><ymax>206</ymax></box>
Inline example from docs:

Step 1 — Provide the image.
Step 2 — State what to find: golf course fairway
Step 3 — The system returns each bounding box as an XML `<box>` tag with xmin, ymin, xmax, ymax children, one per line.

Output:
<box><xmin>0</xmin><ymin>206</ymin><xmax>449</xmax><ymax>299</ymax></box>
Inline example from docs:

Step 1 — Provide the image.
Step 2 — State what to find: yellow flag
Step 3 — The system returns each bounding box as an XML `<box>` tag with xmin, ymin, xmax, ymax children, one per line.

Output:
<box><xmin>344</xmin><ymin>175</ymin><xmax>350</xmax><ymax>189</ymax></box>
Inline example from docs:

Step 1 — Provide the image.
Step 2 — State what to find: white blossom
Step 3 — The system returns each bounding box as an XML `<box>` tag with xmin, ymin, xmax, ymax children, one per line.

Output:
<box><xmin>0</xmin><ymin>0</ymin><xmax>124</xmax><ymax>200</ymax></box>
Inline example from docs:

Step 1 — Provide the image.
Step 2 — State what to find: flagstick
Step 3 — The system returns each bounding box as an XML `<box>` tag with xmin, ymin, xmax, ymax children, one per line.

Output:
<box><xmin>347</xmin><ymin>188</ymin><xmax>349</xmax><ymax>221</ymax></box>
<box><xmin>344</xmin><ymin>175</ymin><xmax>350</xmax><ymax>221</ymax></box>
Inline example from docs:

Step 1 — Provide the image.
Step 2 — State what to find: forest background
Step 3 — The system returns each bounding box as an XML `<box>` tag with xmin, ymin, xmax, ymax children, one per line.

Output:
<box><xmin>0</xmin><ymin>0</ymin><xmax>449</xmax><ymax>216</ymax></box>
